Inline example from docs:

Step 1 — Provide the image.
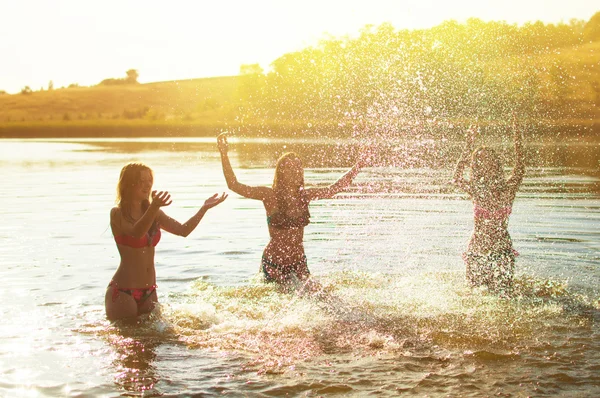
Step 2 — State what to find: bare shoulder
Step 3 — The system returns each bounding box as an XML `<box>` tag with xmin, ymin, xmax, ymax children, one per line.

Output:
<box><xmin>110</xmin><ymin>206</ymin><xmax>126</xmax><ymax>228</ymax></box>
<box><xmin>257</xmin><ymin>185</ymin><xmax>275</xmax><ymax>199</ymax></box>
<box><xmin>453</xmin><ymin>177</ymin><xmax>473</xmax><ymax>196</ymax></box>
<box><xmin>252</xmin><ymin>185</ymin><xmax>275</xmax><ymax>201</ymax></box>
<box><xmin>110</xmin><ymin>206</ymin><xmax>122</xmax><ymax>219</ymax></box>
<box><xmin>264</xmin><ymin>186</ymin><xmax>276</xmax><ymax>198</ymax></box>
<box><xmin>260</xmin><ymin>187</ymin><xmax>277</xmax><ymax>206</ymax></box>
<box><xmin>109</xmin><ymin>206</ymin><xmax>123</xmax><ymax>235</ymax></box>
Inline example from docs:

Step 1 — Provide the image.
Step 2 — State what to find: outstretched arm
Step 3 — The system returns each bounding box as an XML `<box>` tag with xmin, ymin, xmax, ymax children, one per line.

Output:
<box><xmin>217</xmin><ymin>133</ymin><xmax>271</xmax><ymax>200</ymax></box>
<box><xmin>452</xmin><ymin>125</ymin><xmax>476</xmax><ymax>196</ymax></box>
<box><xmin>158</xmin><ymin>192</ymin><xmax>228</xmax><ymax>237</ymax></box>
<box><xmin>506</xmin><ymin>115</ymin><xmax>525</xmax><ymax>191</ymax></box>
<box><xmin>306</xmin><ymin>151</ymin><xmax>370</xmax><ymax>200</ymax></box>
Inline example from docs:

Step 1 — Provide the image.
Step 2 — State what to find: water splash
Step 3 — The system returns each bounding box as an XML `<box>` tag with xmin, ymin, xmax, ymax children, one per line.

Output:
<box><xmin>139</xmin><ymin>271</ymin><xmax>597</xmax><ymax>375</ymax></box>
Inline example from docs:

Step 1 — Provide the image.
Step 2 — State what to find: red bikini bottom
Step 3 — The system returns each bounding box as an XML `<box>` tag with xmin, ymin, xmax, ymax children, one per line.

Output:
<box><xmin>108</xmin><ymin>280</ymin><xmax>157</xmax><ymax>305</ymax></box>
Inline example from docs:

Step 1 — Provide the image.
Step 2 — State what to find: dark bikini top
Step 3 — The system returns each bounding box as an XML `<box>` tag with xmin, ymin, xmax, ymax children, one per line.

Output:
<box><xmin>114</xmin><ymin>229</ymin><xmax>161</xmax><ymax>248</ymax></box>
<box><xmin>474</xmin><ymin>204</ymin><xmax>512</xmax><ymax>220</ymax></box>
<box><xmin>268</xmin><ymin>188</ymin><xmax>311</xmax><ymax>229</ymax></box>
<box><xmin>267</xmin><ymin>213</ymin><xmax>310</xmax><ymax>229</ymax></box>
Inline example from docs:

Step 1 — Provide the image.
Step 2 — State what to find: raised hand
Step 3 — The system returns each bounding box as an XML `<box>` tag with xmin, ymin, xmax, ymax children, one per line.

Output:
<box><xmin>512</xmin><ymin>112</ymin><xmax>522</xmax><ymax>145</ymax></box>
<box><xmin>202</xmin><ymin>192</ymin><xmax>228</xmax><ymax>210</ymax></box>
<box><xmin>151</xmin><ymin>190</ymin><xmax>172</xmax><ymax>208</ymax></box>
<box><xmin>357</xmin><ymin>146</ymin><xmax>376</xmax><ymax>168</ymax></box>
<box><xmin>217</xmin><ymin>132</ymin><xmax>229</xmax><ymax>153</ymax></box>
<box><xmin>466</xmin><ymin>124</ymin><xmax>478</xmax><ymax>149</ymax></box>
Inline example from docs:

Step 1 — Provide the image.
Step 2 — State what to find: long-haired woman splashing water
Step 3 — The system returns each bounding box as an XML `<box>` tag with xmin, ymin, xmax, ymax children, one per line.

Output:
<box><xmin>453</xmin><ymin>117</ymin><xmax>525</xmax><ymax>296</ymax></box>
<box><xmin>106</xmin><ymin>162</ymin><xmax>227</xmax><ymax>321</ymax></box>
<box><xmin>217</xmin><ymin>133</ymin><xmax>370</xmax><ymax>291</ymax></box>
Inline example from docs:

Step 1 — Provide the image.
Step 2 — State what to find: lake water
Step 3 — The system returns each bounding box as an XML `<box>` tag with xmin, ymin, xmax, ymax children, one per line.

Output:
<box><xmin>0</xmin><ymin>136</ymin><xmax>599</xmax><ymax>397</ymax></box>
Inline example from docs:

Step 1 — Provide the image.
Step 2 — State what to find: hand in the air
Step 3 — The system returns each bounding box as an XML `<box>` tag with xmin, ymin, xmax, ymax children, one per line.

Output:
<box><xmin>217</xmin><ymin>132</ymin><xmax>229</xmax><ymax>153</ymax></box>
<box><xmin>466</xmin><ymin>124</ymin><xmax>478</xmax><ymax>149</ymax></box>
<box><xmin>512</xmin><ymin>112</ymin><xmax>522</xmax><ymax>144</ymax></box>
<box><xmin>203</xmin><ymin>192</ymin><xmax>228</xmax><ymax>210</ymax></box>
<box><xmin>357</xmin><ymin>147</ymin><xmax>377</xmax><ymax>168</ymax></box>
<box><xmin>151</xmin><ymin>190</ymin><xmax>173</xmax><ymax>208</ymax></box>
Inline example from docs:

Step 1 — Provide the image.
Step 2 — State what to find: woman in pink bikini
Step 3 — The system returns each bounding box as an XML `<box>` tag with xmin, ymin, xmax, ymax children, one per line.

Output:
<box><xmin>105</xmin><ymin>162</ymin><xmax>227</xmax><ymax>321</ymax></box>
<box><xmin>453</xmin><ymin>118</ymin><xmax>525</xmax><ymax>295</ymax></box>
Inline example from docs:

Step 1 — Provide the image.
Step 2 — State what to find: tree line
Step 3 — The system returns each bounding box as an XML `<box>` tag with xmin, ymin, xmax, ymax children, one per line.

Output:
<box><xmin>236</xmin><ymin>12</ymin><xmax>600</xmax><ymax>132</ymax></box>
<box><xmin>11</xmin><ymin>69</ymin><xmax>140</xmax><ymax>95</ymax></box>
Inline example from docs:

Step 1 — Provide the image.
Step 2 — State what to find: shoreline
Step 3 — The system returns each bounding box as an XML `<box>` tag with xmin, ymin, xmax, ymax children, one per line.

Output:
<box><xmin>0</xmin><ymin>119</ymin><xmax>598</xmax><ymax>140</ymax></box>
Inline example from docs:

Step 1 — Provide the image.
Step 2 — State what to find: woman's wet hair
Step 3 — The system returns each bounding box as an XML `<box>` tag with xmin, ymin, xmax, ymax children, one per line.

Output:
<box><xmin>116</xmin><ymin>162</ymin><xmax>158</xmax><ymax>235</ymax></box>
<box><xmin>471</xmin><ymin>147</ymin><xmax>506</xmax><ymax>193</ymax></box>
<box><xmin>271</xmin><ymin>152</ymin><xmax>310</xmax><ymax>226</ymax></box>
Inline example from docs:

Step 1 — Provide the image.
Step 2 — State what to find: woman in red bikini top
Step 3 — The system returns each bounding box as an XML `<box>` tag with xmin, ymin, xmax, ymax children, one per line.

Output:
<box><xmin>452</xmin><ymin>117</ymin><xmax>525</xmax><ymax>293</ymax></box>
<box><xmin>105</xmin><ymin>162</ymin><xmax>228</xmax><ymax>322</ymax></box>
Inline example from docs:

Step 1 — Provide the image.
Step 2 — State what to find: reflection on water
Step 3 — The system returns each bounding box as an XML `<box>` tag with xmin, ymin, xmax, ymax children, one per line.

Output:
<box><xmin>110</xmin><ymin>334</ymin><xmax>160</xmax><ymax>394</ymax></box>
<box><xmin>4</xmin><ymin>135</ymin><xmax>597</xmax><ymax>171</ymax></box>
<box><xmin>0</xmin><ymin>137</ymin><xmax>599</xmax><ymax>396</ymax></box>
<box><xmin>85</xmin><ymin>137</ymin><xmax>600</xmax><ymax>172</ymax></box>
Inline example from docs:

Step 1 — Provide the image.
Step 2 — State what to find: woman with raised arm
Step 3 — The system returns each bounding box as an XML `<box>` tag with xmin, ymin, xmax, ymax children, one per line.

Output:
<box><xmin>453</xmin><ymin>118</ymin><xmax>525</xmax><ymax>295</ymax></box>
<box><xmin>106</xmin><ymin>162</ymin><xmax>227</xmax><ymax>321</ymax></box>
<box><xmin>217</xmin><ymin>133</ymin><xmax>369</xmax><ymax>290</ymax></box>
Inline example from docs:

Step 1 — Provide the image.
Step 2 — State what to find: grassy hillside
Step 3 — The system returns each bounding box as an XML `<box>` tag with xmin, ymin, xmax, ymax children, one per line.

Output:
<box><xmin>0</xmin><ymin>34</ymin><xmax>598</xmax><ymax>139</ymax></box>
<box><xmin>0</xmin><ymin>75</ymin><xmax>240</xmax><ymax>124</ymax></box>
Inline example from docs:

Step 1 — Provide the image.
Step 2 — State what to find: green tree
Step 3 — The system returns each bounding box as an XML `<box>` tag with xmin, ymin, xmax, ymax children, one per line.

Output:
<box><xmin>239</xmin><ymin>63</ymin><xmax>263</xmax><ymax>75</ymax></box>
<box><xmin>584</xmin><ymin>11</ymin><xmax>600</xmax><ymax>41</ymax></box>
<box><xmin>237</xmin><ymin>63</ymin><xmax>266</xmax><ymax>120</ymax></box>
<box><xmin>126</xmin><ymin>69</ymin><xmax>139</xmax><ymax>84</ymax></box>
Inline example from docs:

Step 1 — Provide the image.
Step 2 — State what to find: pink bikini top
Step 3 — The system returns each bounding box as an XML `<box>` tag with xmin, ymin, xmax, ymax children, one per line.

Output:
<box><xmin>114</xmin><ymin>229</ymin><xmax>161</xmax><ymax>248</ymax></box>
<box><xmin>474</xmin><ymin>204</ymin><xmax>512</xmax><ymax>220</ymax></box>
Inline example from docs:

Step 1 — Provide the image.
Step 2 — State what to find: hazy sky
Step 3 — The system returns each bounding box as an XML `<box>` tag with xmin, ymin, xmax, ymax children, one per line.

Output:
<box><xmin>0</xmin><ymin>0</ymin><xmax>597</xmax><ymax>93</ymax></box>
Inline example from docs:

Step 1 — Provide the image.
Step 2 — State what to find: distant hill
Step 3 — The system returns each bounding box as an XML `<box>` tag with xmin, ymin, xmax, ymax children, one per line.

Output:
<box><xmin>0</xmin><ymin>75</ymin><xmax>241</xmax><ymax>124</ymax></box>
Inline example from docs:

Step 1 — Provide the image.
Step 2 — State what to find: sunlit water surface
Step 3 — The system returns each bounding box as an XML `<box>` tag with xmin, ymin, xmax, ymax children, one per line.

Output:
<box><xmin>0</xmin><ymin>137</ymin><xmax>599</xmax><ymax>397</ymax></box>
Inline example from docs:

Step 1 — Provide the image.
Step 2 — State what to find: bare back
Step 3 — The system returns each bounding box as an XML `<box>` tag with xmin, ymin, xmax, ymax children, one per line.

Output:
<box><xmin>468</xmin><ymin>182</ymin><xmax>518</xmax><ymax>254</ymax></box>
